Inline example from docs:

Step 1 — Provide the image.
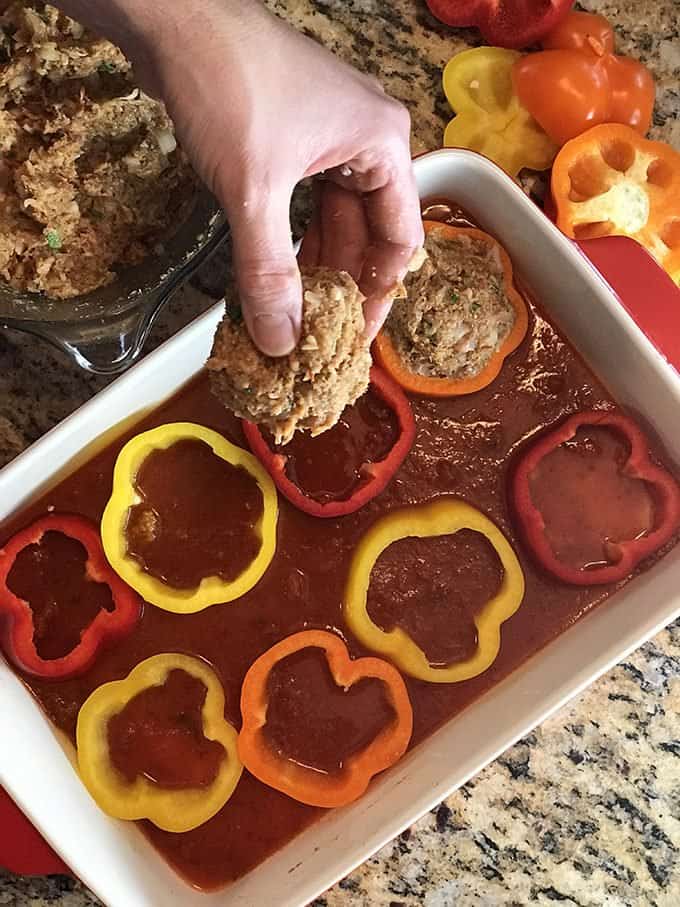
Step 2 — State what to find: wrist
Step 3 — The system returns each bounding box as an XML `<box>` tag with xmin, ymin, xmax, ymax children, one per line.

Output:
<box><xmin>54</xmin><ymin>0</ymin><xmax>264</xmax><ymax>51</ymax></box>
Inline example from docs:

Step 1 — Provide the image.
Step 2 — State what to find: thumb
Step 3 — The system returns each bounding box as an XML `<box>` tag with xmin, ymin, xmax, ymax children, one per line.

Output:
<box><xmin>228</xmin><ymin>189</ymin><xmax>302</xmax><ymax>357</ymax></box>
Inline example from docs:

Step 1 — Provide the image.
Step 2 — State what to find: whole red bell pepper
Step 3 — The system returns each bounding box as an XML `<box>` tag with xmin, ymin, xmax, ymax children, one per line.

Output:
<box><xmin>0</xmin><ymin>514</ymin><xmax>142</xmax><ymax>679</ymax></box>
<box><xmin>512</xmin><ymin>411</ymin><xmax>680</xmax><ymax>585</ymax></box>
<box><xmin>426</xmin><ymin>0</ymin><xmax>573</xmax><ymax>50</ymax></box>
<box><xmin>242</xmin><ymin>367</ymin><xmax>416</xmax><ymax>518</ymax></box>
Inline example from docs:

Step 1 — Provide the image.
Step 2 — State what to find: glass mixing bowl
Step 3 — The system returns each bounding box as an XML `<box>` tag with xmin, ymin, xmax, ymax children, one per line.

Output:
<box><xmin>0</xmin><ymin>187</ymin><xmax>228</xmax><ymax>376</ymax></box>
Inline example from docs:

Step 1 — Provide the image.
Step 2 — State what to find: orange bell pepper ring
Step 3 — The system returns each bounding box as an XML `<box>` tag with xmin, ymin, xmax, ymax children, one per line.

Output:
<box><xmin>513</xmin><ymin>11</ymin><xmax>655</xmax><ymax>146</ymax></box>
<box><xmin>238</xmin><ymin>630</ymin><xmax>413</xmax><ymax>808</ymax></box>
<box><xmin>552</xmin><ymin>124</ymin><xmax>680</xmax><ymax>287</ymax></box>
<box><xmin>373</xmin><ymin>221</ymin><xmax>528</xmax><ymax>397</ymax></box>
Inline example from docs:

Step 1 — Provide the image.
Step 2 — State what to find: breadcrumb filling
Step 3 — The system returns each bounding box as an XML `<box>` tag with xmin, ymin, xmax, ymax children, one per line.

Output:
<box><xmin>385</xmin><ymin>231</ymin><xmax>516</xmax><ymax>379</ymax></box>
<box><xmin>0</xmin><ymin>1</ymin><xmax>195</xmax><ymax>299</ymax></box>
<box><xmin>208</xmin><ymin>268</ymin><xmax>372</xmax><ymax>444</ymax></box>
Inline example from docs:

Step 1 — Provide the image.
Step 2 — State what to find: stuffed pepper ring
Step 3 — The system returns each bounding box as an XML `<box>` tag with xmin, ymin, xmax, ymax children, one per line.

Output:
<box><xmin>375</xmin><ymin>222</ymin><xmax>529</xmax><ymax>397</ymax></box>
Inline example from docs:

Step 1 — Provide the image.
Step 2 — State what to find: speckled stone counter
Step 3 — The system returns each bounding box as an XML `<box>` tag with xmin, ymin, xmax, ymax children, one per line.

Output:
<box><xmin>1</xmin><ymin>1</ymin><xmax>679</xmax><ymax>905</ymax></box>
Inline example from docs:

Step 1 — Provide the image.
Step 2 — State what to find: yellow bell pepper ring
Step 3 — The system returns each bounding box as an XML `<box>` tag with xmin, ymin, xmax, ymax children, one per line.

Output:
<box><xmin>101</xmin><ymin>422</ymin><xmax>278</xmax><ymax>614</ymax></box>
<box><xmin>76</xmin><ymin>653</ymin><xmax>243</xmax><ymax>833</ymax></box>
<box><xmin>443</xmin><ymin>47</ymin><xmax>558</xmax><ymax>178</ymax></box>
<box><xmin>343</xmin><ymin>498</ymin><xmax>525</xmax><ymax>683</ymax></box>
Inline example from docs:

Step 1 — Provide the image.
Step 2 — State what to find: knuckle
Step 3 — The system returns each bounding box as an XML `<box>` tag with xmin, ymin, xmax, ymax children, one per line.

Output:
<box><xmin>237</xmin><ymin>261</ymin><xmax>300</xmax><ymax>309</ymax></box>
<box><xmin>238</xmin><ymin>259</ymin><xmax>298</xmax><ymax>286</ymax></box>
<box><xmin>366</xmin><ymin>73</ymin><xmax>385</xmax><ymax>94</ymax></box>
<box><xmin>223</xmin><ymin>153</ymin><xmax>293</xmax><ymax>217</ymax></box>
<box><xmin>386</xmin><ymin>98</ymin><xmax>412</xmax><ymax>136</ymax></box>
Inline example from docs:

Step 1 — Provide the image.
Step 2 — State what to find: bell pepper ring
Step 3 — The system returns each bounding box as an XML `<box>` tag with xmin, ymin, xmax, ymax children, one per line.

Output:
<box><xmin>344</xmin><ymin>499</ymin><xmax>525</xmax><ymax>683</ymax></box>
<box><xmin>76</xmin><ymin>653</ymin><xmax>242</xmax><ymax>832</ymax></box>
<box><xmin>426</xmin><ymin>0</ymin><xmax>573</xmax><ymax>50</ymax></box>
<box><xmin>374</xmin><ymin>222</ymin><xmax>529</xmax><ymax>398</ymax></box>
<box><xmin>101</xmin><ymin>422</ymin><xmax>278</xmax><ymax>613</ymax></box>
<box><xmin>512</xmin><ymin>410</ymin><xmax>680</xmax><ymax>586</ymax></box>
<box><xmin>513</xmin><ymin>11</ymin><xmax>655</xmax><ymax>146</ymax></box>
<box><xmin>0</xmin><ymin>514</ymin><xmax>141</xmax><ymax>680</ymax></box>
<box><xmin>442</xmin><ymin>47</ymin><xmax>558</xmax><ymax>178</ymax></box>
<box><xmin>238</xmin><ymin>629</ymin><xmax>413</xmax><ymax>808</ymax></box>
<box><xmin>551</xmin><ymin>124</ymin><xmax>680</xmax><ymax>287</ymax></box>
<box><xmin>242</xmin><ymin>367</ymin><xmax>415</xmax><ymax>518</ymax></box>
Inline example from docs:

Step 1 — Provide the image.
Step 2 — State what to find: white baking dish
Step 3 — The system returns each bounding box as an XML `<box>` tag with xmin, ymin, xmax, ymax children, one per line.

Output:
<box><xmin>1</xmin><ymin>149</ymin><xmax>679</xmax><ymax>907</ymax></box>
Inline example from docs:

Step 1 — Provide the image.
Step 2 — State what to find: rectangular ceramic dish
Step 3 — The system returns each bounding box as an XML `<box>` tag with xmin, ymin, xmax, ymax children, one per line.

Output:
<box><xmin>1</xmin><ymin>149</ymin><xmax>680</xmax><ymax>907</ymax></box>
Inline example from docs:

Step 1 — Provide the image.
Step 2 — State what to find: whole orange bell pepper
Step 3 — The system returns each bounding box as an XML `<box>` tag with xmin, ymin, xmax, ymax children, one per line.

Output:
<box><xmin>552</xmin><ymin>124</ymin><xmax>680</xmax><ymax>286</ymax></box>
<box><xmin>374</xmin><ymin>221</ymin><xmax>528</xmax><ymax>397</ymax></box>
<box><xmin>513</xmin><ymin>11</ymin><xmax>655</xmax><ymax>146</ymax></box>
<box><xmin>238</xmin><ymin>629</ymin><xmax>413</xmax><ymax>808</ymax></box>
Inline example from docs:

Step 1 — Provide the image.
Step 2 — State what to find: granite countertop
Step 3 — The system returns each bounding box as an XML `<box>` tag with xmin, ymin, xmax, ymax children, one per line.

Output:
<box><xmin>1</xmin><ymin>1</ymin><xmax>679</xmax><ymax>905</ymax></box>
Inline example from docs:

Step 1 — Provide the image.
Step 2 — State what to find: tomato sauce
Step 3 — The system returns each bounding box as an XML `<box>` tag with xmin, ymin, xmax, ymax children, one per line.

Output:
<box><xmin>2</xmin><ymin>201</ymin><xmax>679</xmax><ymax>891</ymax></box>
<box><xmin>366</xmin><ymin>531</ymin><xmax>503</xmax><ymax>665</ymax></box>
<box><xmin>126</xmin><ymin>438</ymin><xmax>263</xmax><ymax>588</ymax></box>
<box><xmin>421</xmin><ymin>199</ymin><xmax>477</xmax><ymax>229</ymax></box>
<box><xmin>529</xmin><ymin>425</ymin><xmax>655</xmax><ymax>570</ymax></box>
<box><xmin>273</xmin><ymin>384</ymin><xmax>400</xmax><ymax>503</ymax></box>
<box><xmin>264</xmin><ymin>648</ymin><xmax>395</xmax><ymax>774</ymax></box>
<box><xmin>107</xmin><ymin>669</ymin><xmax>226</xmax><ymax>790</ymax></box>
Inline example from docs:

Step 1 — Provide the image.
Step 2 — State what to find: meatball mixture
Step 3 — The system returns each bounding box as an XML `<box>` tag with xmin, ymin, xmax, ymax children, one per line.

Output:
<box><xmin>385</xmin><ymin>229</ymin><xmax>517</xmax><ymax>379</ymax></box>
<box><xmin>0</xmin><ymin>1</ymin><xmax>194</xmax><ymax>298</ymax></box>
<box><xmin>208</xmin><ymin>268</ymin><xmax>372</xmax><ymax>444</ymax></box>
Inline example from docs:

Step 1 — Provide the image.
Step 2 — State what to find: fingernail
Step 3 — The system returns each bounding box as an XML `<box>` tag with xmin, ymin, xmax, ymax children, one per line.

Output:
<box><xmin>252</xmin><ymin>313</ymin><xmax>297</xmax><ymax>357</ymax></box>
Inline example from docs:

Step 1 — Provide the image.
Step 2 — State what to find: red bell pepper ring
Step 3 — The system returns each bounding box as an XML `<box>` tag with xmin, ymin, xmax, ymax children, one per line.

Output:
<box><xmin>242</xmin><ymin>367</ymin><xmax>416</xmax><ymax>518</ymax></box>
<box><xmin>512</xmin><ymin>411</ymin><xmax>680</xmax><ymax>585</ymax></box>
<box><xmin>0</xmin><ymin>514</ymin><xmax>142</xmax><ymax>679</ymax></box>
<box><xmin>426</xmin><ymin>0</ymin><xmax>574</xmax><ymax>50</ymax></box>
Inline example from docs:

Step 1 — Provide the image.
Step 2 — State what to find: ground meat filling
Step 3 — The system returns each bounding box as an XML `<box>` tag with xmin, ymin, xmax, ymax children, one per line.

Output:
<box><xmin>385</xmin><ymin>231</ymin><xmax>517</xmax><ymax>379</ymax></box>
<box><xmin>0</xmin><ymin>1</ymin><xmax>195</xmax><ymax>299</ymax></box>
<box><xmin>208</xmin><ymin>267</ymin><xmax>371</xmax><ymax>444</ymax></box>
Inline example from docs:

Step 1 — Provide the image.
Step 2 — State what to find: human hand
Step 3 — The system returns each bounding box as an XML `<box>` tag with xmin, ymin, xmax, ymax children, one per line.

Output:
<box><xmin>56</xmin><ymin>0</ymin><xmax>423</xmax><ymax>355</ymax></box>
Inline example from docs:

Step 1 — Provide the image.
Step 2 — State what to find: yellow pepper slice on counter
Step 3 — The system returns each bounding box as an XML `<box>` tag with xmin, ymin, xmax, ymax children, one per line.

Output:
<box><xmin>443</xmin><ymin>47</ymin><xmax>558</xmax><ymax>178</ymax></box>
<box><xmin>344</xmin><ymin>499</ymin><xmax>525</xmax><ymax>683</ymax></box>
<box><xmin>101</xmin><ymin>422</ymin><xmax>278</xmax><ymax>613</ymax></box>
<box><xmin>76</xmin><ymin>653</ymin><xmax>242</xmax><ymax>833</ymax></box>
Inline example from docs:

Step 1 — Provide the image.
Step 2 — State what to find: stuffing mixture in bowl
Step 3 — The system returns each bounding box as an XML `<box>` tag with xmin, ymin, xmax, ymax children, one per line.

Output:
<box><xmin>0</xmin><ymin>1</ymin><xmax>196</xmax><ymax>299</ymax></box>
